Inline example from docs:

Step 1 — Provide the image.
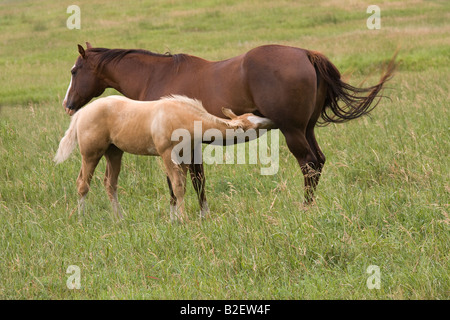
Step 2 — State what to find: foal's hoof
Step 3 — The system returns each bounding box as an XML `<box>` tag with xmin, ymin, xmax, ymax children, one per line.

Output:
<box><xmin>170</xmin><ymin>217</ymin><xmax>187</xmax><ymax>224</ymax></box>
<box><xmin>169</xmin><ymin>211</ymin><xmax>188</xmax><ymax>224</ymax></box>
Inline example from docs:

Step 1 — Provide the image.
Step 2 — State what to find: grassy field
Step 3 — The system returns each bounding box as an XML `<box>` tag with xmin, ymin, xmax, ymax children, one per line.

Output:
<box><xmin>0</xmin><ymin>0</ymin><xmax>449</xmax><ymax>300</ymax></box>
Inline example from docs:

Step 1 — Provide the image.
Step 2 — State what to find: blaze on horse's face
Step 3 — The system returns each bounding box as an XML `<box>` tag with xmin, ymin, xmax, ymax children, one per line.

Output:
<box><xmin>63</xmin><ymin>44</ymin><xmax>107</xmax><ymax>116</ymax></box>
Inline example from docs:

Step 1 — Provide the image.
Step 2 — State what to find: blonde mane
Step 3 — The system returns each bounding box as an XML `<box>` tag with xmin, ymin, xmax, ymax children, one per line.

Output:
<box><xmin>161</xmin><ymin>95</ymin><xmax>233</xmax><ymax>127</ymax></box>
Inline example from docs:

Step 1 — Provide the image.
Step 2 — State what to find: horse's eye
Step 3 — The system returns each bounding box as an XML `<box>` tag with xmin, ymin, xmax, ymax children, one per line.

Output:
<box><xmin>71</xmin><ymin>69</ymin><xmax>77</xmax><ymax>76</ymax></box>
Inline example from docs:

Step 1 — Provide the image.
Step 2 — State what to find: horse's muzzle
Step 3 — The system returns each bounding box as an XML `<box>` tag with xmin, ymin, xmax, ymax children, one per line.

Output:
<box><xmin>65</xmin><ymin>106</ymin><xmax>76</xmax><ymax>116</ymax></box>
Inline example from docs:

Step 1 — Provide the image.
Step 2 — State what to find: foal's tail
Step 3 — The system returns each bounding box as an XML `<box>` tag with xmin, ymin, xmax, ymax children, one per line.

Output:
<box><xmin>306</xmin><ymin>50</ymin><xmax>397</xmax><ymax>124</ymax></box>
<box><xmin>54</xmin><ymin>113</ymin><xmax>80</xmax><ymax>164</ymax></box>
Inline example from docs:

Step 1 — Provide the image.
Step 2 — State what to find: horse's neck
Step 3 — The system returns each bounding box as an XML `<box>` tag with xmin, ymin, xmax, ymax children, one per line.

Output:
<box><xmin>101</xmin><ymin>55</ymin><xmax>175</xmax><ymax>101</ymax></box>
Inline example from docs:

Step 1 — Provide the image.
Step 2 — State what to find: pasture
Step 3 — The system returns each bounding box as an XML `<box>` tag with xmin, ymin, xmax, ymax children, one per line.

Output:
<box><xmin>0</xmin><ymin>0</ymin><xmax>449</xmax><ymax>299</ymax></box>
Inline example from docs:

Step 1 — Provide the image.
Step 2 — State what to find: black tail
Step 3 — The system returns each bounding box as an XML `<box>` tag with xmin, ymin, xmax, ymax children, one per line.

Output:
<box><xmin>307</xmin><ymin>50</ymin><xmax>397</xmax><ymax>125</ymax></box>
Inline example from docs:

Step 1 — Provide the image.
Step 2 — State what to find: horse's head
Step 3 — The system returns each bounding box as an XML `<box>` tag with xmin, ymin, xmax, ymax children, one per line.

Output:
<box><xmin>222</xmin><ymin>107</ymin><xmax>276</xmax><ymax>130</ymax></box>
<box><xmin>63</xmin><ymin>42</ymin><xmax>108</xmax><ymax>115</ymax></box>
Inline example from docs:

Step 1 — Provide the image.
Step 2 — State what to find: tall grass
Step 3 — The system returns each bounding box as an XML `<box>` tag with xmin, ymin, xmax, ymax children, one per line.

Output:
<box><xmin>0</xmin><ymin>0</ymin><xmax>449</xmax><ymax>299</ymax></box>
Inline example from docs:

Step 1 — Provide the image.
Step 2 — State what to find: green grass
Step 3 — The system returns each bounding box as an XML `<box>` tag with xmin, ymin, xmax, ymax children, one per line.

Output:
<box><xmin>0</xmin><ymin>0</ymin><xmax>449</xmax><ymax>299</ymax></box>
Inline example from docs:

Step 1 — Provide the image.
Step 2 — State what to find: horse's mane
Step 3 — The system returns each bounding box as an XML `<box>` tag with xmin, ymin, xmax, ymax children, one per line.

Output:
<box><xmin>161</xmin><ymin>95</ymin><xmax>233</xmax><ymax>127</ymax></box>
<box><xmin>88</xmin><ymin>47</ymin><xmax>187</xmax><ymax>72</ymax></box>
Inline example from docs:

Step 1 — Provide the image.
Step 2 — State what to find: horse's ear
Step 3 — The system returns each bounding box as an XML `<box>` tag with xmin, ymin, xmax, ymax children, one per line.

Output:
<box><xmin>78</xmin><ymin>44</ymin><xmax>86</xmax><ymax>58</ymax></box>
<box><xmin>222</xmin><ymin>107</ymin><xmax>237</xmax><ymax>119</ymax></box>
<box><xmin>86</xmin><ymin>42</ymin><xmax>92</xmax><ymax>49</ymax></box>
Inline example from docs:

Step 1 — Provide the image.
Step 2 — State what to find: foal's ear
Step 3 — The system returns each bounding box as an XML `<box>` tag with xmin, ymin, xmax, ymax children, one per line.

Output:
<box><xmin>77</xmin><ymin>44</ymin><xmax>86</xmax><ymax>58</ymax></box>
<box><xmin>222</xmin><ymin>107</ymin><xmax>237</xmax><ymax>119</ymax></box>
<box><xmin>86</xmin><ymin>42</ymin><xmax>92</xmax><ymax>49</ymax></box>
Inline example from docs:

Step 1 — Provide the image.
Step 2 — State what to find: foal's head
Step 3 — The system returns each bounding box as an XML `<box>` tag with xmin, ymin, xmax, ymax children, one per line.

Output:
<box><xmin>63</xmin><ymin>42</ymin><xmax>108</xmax><ymax>116</ymax></box>
<box><xmin>222</xmin><ymin>108</ymin><xmax>276</xmax><ymax>130</ymax></box>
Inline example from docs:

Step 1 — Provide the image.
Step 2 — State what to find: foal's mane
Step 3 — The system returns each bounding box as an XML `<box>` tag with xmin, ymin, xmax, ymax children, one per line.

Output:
<box><xmin>161</xmin><ymin>95</ymin><xmax>233</xmax><ymax>127</ymax></box>
<box><xmin>88</xmin><ymin>47</ymin><xmax>187</xmax><ymax>72</ymax></box>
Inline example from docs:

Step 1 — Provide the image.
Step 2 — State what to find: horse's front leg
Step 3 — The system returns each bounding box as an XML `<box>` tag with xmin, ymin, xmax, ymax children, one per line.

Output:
<box><xmin>189</xmin><ymin>152</ymin><xmax>209</xmax><ymax>218</ymax></box>
<box><xmin>166</xmin><ymin>176</ymin><xmax>177</xmax><ymax>218</ymax></box>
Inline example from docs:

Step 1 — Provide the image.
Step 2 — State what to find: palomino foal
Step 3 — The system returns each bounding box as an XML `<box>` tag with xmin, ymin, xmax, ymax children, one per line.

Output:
<box><xmin>54</xmin><ymin>95</ymin><xmax>275</xmax><ymax>222</ymax></box>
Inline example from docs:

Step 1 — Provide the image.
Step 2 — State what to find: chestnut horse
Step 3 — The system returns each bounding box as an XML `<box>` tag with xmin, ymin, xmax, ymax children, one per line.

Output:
<box><xmin>62</xmin><ymin>42</ymin><xmax>395</xmax><ymax>210</ymax></box>
<box><xmin>55</xmin><ymin>95</ymin><xmax>275</xmax><ymax>222</ymax></box>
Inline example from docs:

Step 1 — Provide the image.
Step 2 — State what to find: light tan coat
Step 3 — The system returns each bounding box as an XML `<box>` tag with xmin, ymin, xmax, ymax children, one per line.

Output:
<box><xmin>55</xmin><ymin>95</ymin><xmax>275</xmax><ymax>222</ymax></box>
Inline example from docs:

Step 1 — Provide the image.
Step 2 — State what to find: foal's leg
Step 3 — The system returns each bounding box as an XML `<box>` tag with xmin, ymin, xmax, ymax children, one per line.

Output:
<box><xmin>77</xmin><ymin>155</ymin><xmax>102</xmax><ymax>216</ymax></box>
<box><xmin>104</xmin><ymin>145</ymin><xmax>124</xmax><ymax>219</ymax></box>
<box><xmin>282</xmin><ymin>127</ymin><xmax>320</xmax><ymax>204</ymax></box>
<box><xmin>162</xmin><ymin>151</ymin><xmax>188</xmax><ymax>222</ymax></box>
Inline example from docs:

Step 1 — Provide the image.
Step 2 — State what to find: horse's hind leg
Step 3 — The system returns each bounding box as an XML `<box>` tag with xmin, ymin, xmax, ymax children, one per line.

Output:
<box><xmin>104</xmin><ymin>145</ymin><xmax>124</xmax><ymax>219</ymax></box>
<box><xmin>306</xmin><ymin>127</ymin><xmax>326</xmax><ymax>192</ymax></box>
<box><xmin>282</xmin><ymin>127</ymin><xmax>320</xmax><ymax>204</ymax></box>
<box><xmin>303</xmin><ymin>72</ymin><xmax>327</xmax><ymax>199</ymax></box>
<box><xmin>77</xmin><ymin>155</ymin><xmax>102</xmax><ymax>216</ymax></box>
